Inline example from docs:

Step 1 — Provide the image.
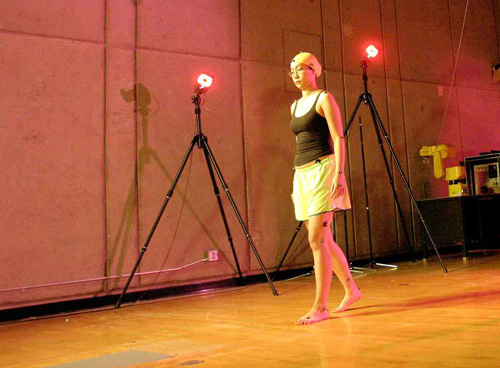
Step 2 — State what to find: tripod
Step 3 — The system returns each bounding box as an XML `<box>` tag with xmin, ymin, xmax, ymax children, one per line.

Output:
<box><xmin>354</xmin><ymin>115</ymin><xmax>398</xmax><ymax>269</ymax></box>
<box><xmin>344</xmin><ymin>59</ymin><xmax>447</xmax><ymax>273</ymax></box>
<box><xmin>115</xmin><ymin>92</ymin><xmax>278</xmax><ymax>308</ymax></box>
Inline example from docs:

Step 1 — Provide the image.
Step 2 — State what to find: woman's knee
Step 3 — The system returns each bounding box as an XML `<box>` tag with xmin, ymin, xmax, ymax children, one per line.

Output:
<box><xmin>307</xmin><ymin>214</ymin><xmax>333</xmax><ymax>249</ymax></box>
<box><xmin>308</xmin><ymin>232</ymin><xmax>328</xmax><ymax>251</ymax></box>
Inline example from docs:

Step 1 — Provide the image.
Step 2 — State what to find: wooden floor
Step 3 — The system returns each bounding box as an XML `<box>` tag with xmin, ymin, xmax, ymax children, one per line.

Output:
<box><xmin>1</xmin><ymin>252</ymin><xmax>500</xmax><ymax>368</ymax></box>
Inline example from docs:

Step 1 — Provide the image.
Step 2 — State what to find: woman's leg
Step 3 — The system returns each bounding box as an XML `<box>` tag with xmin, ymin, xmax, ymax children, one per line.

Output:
<box><xmin>296</xmin><ymin>212</ymin><xmax>334</xmax><ymax>325</ymax></box>
<box><xmin>296</xmin><ymin>213</ymin><xmax>363</xmax><ymax>324</ymax></box>
<box><xmin>325</xmin><ymin>216</ymin><xmax>363</xmax><ymax>312</ymax></box>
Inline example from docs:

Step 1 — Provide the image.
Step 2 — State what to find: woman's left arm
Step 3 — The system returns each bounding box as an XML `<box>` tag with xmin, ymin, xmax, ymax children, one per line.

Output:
<box><xmin>318</xmin><ymin>92</ymin><xmax>346</xmax><ymax>199</ymax></box>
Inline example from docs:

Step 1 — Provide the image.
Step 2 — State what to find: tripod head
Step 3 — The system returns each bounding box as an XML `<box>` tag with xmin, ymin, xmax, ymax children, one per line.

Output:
<box><xmin>193</xmin><ymin>73</ymin><xmax>213</xmax><ymax>97</ymax></box>
<box><xmin>192</xmin><ymin>73</ymin><xmax>214</xmax><ymax>146</ymax></box>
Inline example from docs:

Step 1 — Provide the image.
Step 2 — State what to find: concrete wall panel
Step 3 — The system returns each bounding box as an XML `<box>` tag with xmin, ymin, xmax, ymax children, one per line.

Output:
<box><xmin>241</xmin><ymin>0</ymin><xmax>285</xmax><ymax>64</ymax></box>
<box><xmin>386</xmin><ymin>79</ymin><xmax>413</xmax><ymax>252</ymax></box>
<box><xmin>0</xmin><ymin>33</ymin><xmax>105</xmax><ymax>305</ymax></box>
<box><xmin>380</xmin><ymin>0</ymin><xmax>402</xmax><ymax>80</ymax></box>
<box><xmin>283</xmin><ymin>0</ymin><xmax>322</xmax><ymax>36</ymax></box>
<box><xmin>396</xmin><ymin>1</ymin><xmax>454</xmax><ymax>84</ymax></box>
<box><xmin>0</xmin><ymin>0</ymin><xmax>104</xmax><ymax>43</ymax></box>
<box><xmin>105</xmin><ymin>47</ymin><xmax>140</xmax><ymax>291</ymax></box>
<box><xmin>495</xmin><ymin>0</ymin><xmax>500</xmax><ymax>58</ymax></box>
<box><xmin>138</xmin><ymin>0</ymin><xmax>240</xmax><ymax>59</ymax></box>
<box><xmin>322</xmin><ymin>0</ymin><xmax>344</xmax><ymax>73</ymax></box>
<box><xmin>107</xmin><ymin>0</ymin><xmax>136</xmax><ymax>48</ymax></box>
<box><xmin>458</xmin><ymin>87</ymin><xmax>500</xmax><ymax>158</ymax></box>
<box><xmin>340</xmin><ymin>0</ymin><xmax>385</xmax><ymax>79</ymax></box>
<box><xmin>450</xmin><ymin>0</ymin><xmax>499</xmax><ymax>91</ymax></box>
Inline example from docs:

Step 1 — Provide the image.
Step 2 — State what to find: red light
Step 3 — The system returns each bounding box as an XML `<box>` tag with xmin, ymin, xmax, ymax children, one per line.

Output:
<box><xmin>366</xmin><ymin>45</ymin><xmax>379</xmax><ymax>58</ymax></box>
<box><xmin>197</xmin><ymin>74</ymin><xmax>213</xmax><ymax>89</ymax></box>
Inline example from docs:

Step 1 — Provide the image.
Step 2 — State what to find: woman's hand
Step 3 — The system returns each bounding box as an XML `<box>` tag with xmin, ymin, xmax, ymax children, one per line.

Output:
<box><xmin>330</xmin><ymin>172</ymin><xmax>346</xmax><ymax>199</ymax></box>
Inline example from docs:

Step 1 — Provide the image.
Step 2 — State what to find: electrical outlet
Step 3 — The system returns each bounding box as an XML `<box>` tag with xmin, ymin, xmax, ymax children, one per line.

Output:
<box><xmin>208</xmin><ymin>250</ymin><xmax>218</xmax><ymax>262</ymax></box>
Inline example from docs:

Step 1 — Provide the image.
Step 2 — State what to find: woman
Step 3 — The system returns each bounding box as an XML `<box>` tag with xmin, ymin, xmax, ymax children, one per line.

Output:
<box><xmin>290</xmin><ymin>52</ymin><xmax>362</xmax><ymax>325</ymax></box>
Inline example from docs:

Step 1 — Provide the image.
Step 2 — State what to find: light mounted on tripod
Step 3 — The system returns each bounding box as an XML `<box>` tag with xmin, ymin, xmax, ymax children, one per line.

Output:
<box><xmin>114</xmin><ymin>70</ymin><xmax>279</xmax><ymax>309</ymax></box>
<box><xmin>194</xmin><ymin>73</ymin><xmax>213</xmax><ymax>95</ymax></box>
<box><xmin>361</xmin><ymin>45</ymin><xmax>379</xmax><ymax>70</ymax></box>
<box><xmin>345</xmin><ymin>42</ymin><xmax>448</xmax><ymax>273</ymax></box>
<box><xmin>365</xmin><ymin>45</ymin><xmax>379</xmax><ymax>59</ymax></box>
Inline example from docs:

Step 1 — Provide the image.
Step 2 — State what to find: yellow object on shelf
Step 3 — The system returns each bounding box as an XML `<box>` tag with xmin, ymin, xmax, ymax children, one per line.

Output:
<box><xmin>420</xmin><ymin>144</ymin><xmax>467</xmax><ymax>197</ymax></box>
<box><xmin>419</xmin><ymin>144</ymin><xmax>457</xmax><ymax>179</ymax></box>
<box><xmin>445</xmin><ymin>166</ymin><xmax>466</xmax><ymax>181</ymax></box>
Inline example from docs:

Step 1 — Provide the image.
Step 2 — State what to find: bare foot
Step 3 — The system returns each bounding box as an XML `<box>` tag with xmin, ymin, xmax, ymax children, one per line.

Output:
<box><xmin>296</xmin><ymin>307</ymin><xmax>330</xmax><ymax>325</ymax></box>
<box><xmin>333</xmin><ymin>289</ymin><xmax>363</xmax><ymax>313</ymax></box>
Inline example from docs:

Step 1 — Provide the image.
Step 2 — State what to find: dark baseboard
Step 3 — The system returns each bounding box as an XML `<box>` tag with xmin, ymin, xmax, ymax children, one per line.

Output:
<box><xmin>1</xmin><ymin>248</ymin><xmax>477</xmax><ymax>324</ymax></box>
<box><xmin>0</xmin><ymin>267</ymin><xmax>313</xmax><ymax>324</ymax></box>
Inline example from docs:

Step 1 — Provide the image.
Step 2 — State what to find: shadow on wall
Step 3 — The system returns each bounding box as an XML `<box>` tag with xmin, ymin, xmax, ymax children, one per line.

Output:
<box><xmin>106</xmin><ymin>83</ymin><xmax>237</xmax><ymax>291</ymax></box>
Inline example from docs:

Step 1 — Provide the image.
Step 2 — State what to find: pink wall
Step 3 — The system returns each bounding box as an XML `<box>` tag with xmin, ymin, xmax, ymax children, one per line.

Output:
<box><xmin>0</xmin><ymin>0</ymin><xmax>499</xmax><ymax>310</ymax></box>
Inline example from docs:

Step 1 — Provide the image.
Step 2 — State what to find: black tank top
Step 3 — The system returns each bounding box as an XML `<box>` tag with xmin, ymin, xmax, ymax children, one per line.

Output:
<box><xmin>290</xmin><ymin>91</ymin><xmax>332</xmax><ymax>166</ymax></box>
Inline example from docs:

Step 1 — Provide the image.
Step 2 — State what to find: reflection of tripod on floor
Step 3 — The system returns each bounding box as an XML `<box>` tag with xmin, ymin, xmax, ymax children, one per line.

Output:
<box><xmin>115</xmin><ymin>89</ymin><xmax>278</xmax><ymax>308</ymax></box>
<box><xmin>343</xmin><ymin>58</ymin><xmax>447</xmax><ymax>273</ymax></box>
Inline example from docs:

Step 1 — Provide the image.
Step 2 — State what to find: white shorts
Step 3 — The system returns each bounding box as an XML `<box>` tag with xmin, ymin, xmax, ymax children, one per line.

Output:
<box><xmin>292</xmin><ymin>157</ymin><xmax>351</xmax><ymax>221</ymax></box>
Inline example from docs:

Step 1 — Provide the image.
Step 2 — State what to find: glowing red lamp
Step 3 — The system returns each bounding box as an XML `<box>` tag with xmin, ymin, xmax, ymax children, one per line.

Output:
<box><xmin>197</xmin><ymin>74</ymin><xmax>213</xmax><ymax>89</ymax></box>
<box><xmin>366</xmin><ymin>45</ymin><xmax>379</xmax><ymax>59</ymax></box>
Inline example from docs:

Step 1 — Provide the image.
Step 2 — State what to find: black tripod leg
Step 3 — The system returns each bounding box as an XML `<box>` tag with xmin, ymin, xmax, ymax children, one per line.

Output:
<box><xmin>341</xmin><ymin>94</ymin><xmax>366</xmax><ymax>264</ymax></box>
<box><xmin>272</xmin><ymin>221</ymin><xmax>303</xmax><ymax>281</ymax></box>
<box><xmin>201</xmin><ymin>138</ymin><xmax>279</xmax><ymax>295</ymax></box>
<box><xmin>365</xmin><ymin>100</ymin><xmax>415</xmax><ymax>262</ymax></box>
<box><xmin>343</xmin><ymin>94</ymin><xmax>365</xmax><ymax>137</ymax></box>
<box><xmin>358</xmin><ymin>117</ymin><xmax>376</xmax><ymax>268</ymax></box>
<box><xmin>343</xmin><ymin>211</ymin><xmax>349</xmax><ymax>261</ymax></box>
<box><xmin>115</xmin><ymin>138</ymin><xmax>198</xmax><ymax>308</ymax></box>
<box><xmin>366</xmin><ymin>94</ymin><xmax>447</xmax><ymax>273</ymax></box>
<box><xmin>340</xmin><ymin>210</ymin><xmax>364</xmax><ymax>273</ymax></box>
<box><xmin>201</xmin><ymin>141</ymin><xmax>243</xmax><ymax>279</ymax></box>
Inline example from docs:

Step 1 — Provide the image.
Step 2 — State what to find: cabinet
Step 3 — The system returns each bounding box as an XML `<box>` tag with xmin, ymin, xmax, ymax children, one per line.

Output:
<box><xmin>417</xmin><ymin>194</ymin><xmax>500</xmax><ymax>258</ymax></box>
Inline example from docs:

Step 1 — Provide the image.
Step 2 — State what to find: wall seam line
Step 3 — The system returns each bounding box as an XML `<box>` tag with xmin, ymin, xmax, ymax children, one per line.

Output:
<box><xmin>104</xmin><ymin>0</ymin><xmax>110</xmax><ymax>292</ymax></box>
<box><xmin>238</xmin><ymin>0</ymin><xmax>251</xmax><ymax>273</ymax></box>
<box><xmin>134</xmin><ymin>0</ymin><xmax>141</xmax><ymax>288</ymax></box>
<box><xmin>337</xmin><ymin>0</ymin><xmax>357</xmax><ymax>258</ymax></box>
<box><xmin>394</xmin><ymin>0</ymin><xmax>417</xmax><ymax>249</ymax></box>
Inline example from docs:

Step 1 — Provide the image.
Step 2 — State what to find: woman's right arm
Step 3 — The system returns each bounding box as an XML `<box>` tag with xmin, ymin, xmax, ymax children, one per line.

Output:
<box><xmin>291</xmin><ymin>101</ymin><xmax>298</xmax><ymax>142</ymax></box>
